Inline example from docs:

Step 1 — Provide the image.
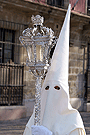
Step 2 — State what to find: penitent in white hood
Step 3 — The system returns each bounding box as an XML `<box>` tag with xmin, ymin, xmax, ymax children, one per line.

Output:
<box><xmin>23</xmin><ymin>4</ymin><xmax>86</xmax><ymax>135</ymax></box>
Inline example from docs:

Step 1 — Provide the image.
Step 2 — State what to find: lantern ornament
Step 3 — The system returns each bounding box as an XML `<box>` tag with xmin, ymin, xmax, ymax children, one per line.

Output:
<box><xmin>19</xmin><ymin>15</ymin><xmax>54</xmax><ymax>125</ymax></box>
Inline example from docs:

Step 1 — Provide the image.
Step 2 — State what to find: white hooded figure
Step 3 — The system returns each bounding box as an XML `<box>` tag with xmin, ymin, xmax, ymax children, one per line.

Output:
<box><xmin>23</xmin><ymin>4</ymin><xmax>86</xmax><ymax>135</ymax></box>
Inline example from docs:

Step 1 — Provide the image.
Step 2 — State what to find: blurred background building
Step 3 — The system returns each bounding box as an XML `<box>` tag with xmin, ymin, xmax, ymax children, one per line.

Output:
<box><xmin>0</xmin><ymin>0</ymin><xmax>90</xmax><ymax>120</ymax></box>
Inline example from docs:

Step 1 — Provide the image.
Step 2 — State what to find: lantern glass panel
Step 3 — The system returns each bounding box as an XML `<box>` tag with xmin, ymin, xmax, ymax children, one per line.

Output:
<box><xmin>36</xmin><ymin>45</ymin><xmax>42</xmax><ymax>62</ymax></box>
<box><xmin>27</xmin><ymin>46</ymin><xmax>31</xmax><ymax>61</ymax></box>
<box><xmin>27</xmin><ymin>45</ymin><xmax>34</xmax><ymax>63</ymax></box>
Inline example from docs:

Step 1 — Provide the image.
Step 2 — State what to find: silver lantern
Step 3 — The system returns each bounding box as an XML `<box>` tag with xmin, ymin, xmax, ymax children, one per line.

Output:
<box><xmin>19</xmin><ymin>15</ymin><xmax>54</xmax><ymax>125</ymax></box>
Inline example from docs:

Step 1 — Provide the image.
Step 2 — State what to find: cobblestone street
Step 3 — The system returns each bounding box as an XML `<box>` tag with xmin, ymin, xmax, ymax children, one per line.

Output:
<box><xmin>0</xmin><ymin>116</ymin><xmax>29</xmax><ymax>135</ymax></box>
<box><xmin>0</xmin><ymin>112</ymin><xmax>90</xmax><ymax>135</ymax></box>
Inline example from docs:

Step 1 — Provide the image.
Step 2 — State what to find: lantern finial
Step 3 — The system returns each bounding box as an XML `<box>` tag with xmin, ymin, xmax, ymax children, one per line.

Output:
<box><xmin>31</xmin><ymin>15</ymin><xmax>44</xmax><ymax>26</ymax></box>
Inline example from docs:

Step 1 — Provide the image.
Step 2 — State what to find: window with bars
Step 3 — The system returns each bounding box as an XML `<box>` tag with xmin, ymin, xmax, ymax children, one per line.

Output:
<box><xmin>0</xmin><ymin>28</ymin><xmax>15</xmax><ymax>63</ymax></box>
<box><xmin>87</xmin><ymin>43</ymin><xmax>90</xmax><ymax>69</ymax></box>
<box><xmin>88</xmin><ymin>0</ymin><xmax>90</xmax><ymax>6</ymax></box>
<box><xmin>47</xmin><ymin>0</ymin><xmax>64</xmax><ymax>7</ymax></box>
<box><xmin>87</xmin><ymin>0</ymin><xmax>90</xmax><ymax>15</ymax></box>
<box><xmin>0</xmin><ymin>48</ymin><xmax>2</xmax><ymax>63</ymax></box>
<box><xmin>0</xmin><ymin>20</ymin><xmax>28</xmax><ymax>64</ymax></box>
<box><xmin>0</xmin><ymin>20</ymin><xmax>28</xmax><ymax>106</ymax></box>
<box><xmin>85</xmin><ymin>43</ymin><xmax>90</xmax><ymax>102</ymax></box>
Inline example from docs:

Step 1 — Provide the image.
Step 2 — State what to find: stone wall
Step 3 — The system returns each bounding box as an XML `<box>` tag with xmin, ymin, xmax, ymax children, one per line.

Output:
<box><xmin>69</xmin><ymin>46</ymin><xmax>84</xmax><ymax>98</ymax></box>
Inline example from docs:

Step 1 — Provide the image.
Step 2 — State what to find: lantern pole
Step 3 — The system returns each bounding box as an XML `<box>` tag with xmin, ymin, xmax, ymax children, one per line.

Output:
<box><xmin>19</xmin><ymin>15</ymin><xmax>55</xmax><ymax>125</ymax></box>
<box><xmin>34</xmin><ymin>76</ymin><xmax>42</xmax><ymax>125</ymax></box>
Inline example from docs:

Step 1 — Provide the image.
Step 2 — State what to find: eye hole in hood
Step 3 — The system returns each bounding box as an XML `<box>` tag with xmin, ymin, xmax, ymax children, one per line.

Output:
<box><xmin>54</xmin><ymin>86</ymin><xmax>60</xmax><ymax>90</ymax></box>
<box><xmin>45</xmin><ymin>86</ymin><xmax>49</xmax><ymax>90</ymax></box>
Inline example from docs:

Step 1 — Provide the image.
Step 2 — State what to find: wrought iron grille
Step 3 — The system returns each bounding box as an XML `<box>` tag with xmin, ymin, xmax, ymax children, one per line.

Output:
<box><xmin>0</xmin><ymin>60</ymin><xmax>24</xmax><ymax>105</ymax></box>
<box><xmin>0</xmin><ymin>20</ymin><xmax>28</xmax><ymax>105</ymax></box>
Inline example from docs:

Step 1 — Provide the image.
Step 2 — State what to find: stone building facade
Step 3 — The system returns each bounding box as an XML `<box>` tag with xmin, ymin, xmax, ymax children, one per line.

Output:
<box><xmin>0</xmin><ymin>0</ymin><xmax>90</xmax><ymax>119</ymax></box>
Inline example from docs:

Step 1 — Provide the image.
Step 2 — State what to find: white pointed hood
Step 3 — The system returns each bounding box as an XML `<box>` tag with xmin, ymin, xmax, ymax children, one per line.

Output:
<box><xmin>23</xmin><ymin>4</ymin><xmax>86</xmax><ymax>135</ymax></box>
<box><xmin>43</xmin><ymin>3</ymin><xmax>70</xmax><ymax>96</ymax></box>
